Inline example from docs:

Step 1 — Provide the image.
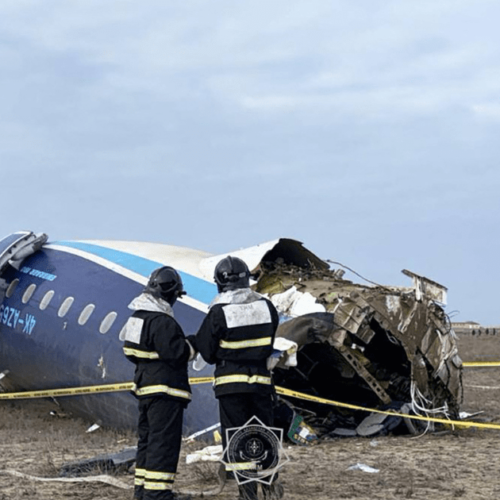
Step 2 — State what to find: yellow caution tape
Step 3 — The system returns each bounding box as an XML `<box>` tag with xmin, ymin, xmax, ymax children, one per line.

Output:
<box><xmin>1</xmin><ymin>362</ymin><xmax>493</xmax><ymax>401</ymax></box>
<box><xmin>0</xmin><ymin>383</ymin><xmax>134</xmax><ymax>400</ymax></box>
<box><xmin>0</xmin><ymin>377</ymin><xmax>213</xmax><ymax>400</ymax></box>
<box><xmin>275</xmin><ymin>386</ymin><xmax>500</xmax><ymax>431</ymax></box>
<box><xmin>462</xmin><ymin>361</ymin><xmax>500</xmax><ymax>367</ymax></box>
<box><xmin>1</xmin><ymin>376</ymin><xmax>500</xmax><ymax>431</ymax></box>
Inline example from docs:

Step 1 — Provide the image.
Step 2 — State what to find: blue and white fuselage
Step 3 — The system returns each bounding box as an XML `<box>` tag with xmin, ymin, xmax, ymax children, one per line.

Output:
<box><xmin>0</xmin><ymin>234</ymin><xmax>225</xmax><ymax>432</ymax></box>
<box><xmin>0</xmin><ymin>232</ymin><xmax>329</xmax><ymax>434</ymax></box>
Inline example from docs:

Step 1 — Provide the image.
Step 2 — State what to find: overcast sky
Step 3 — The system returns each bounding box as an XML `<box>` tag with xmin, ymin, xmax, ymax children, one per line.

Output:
<box><xmin>0</xmin><ymin>1</ymin><xmax>499</xmax><ymax>324</ymax></box>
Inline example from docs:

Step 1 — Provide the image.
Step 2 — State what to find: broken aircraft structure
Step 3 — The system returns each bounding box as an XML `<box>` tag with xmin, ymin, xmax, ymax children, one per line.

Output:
<box><xmin>0</xmin><ymin>232</ymin><xmax>462</xmax><ymax>440</ymax></box>
<box><xmin>253</xmin><ymin>246</ymin><xmax>463</xmax><ymax>439</ymax></box>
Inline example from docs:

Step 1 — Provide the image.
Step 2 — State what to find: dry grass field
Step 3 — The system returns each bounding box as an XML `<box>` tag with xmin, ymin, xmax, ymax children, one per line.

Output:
<box><xmin>1</xmin><ymin>334</ymin><xmax>499</xmax><ymax>500</ymax></box>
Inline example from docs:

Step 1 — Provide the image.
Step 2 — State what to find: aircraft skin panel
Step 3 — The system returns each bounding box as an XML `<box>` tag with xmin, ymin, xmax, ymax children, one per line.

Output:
<box><xmin>0</xmin><ymin>244</ymin><xmax>219</xmax><ymax>431</ymax></box>
<box><xmin>0</xmin><ymin>247</ymin><xmax>142</xmax><ymax>427</ymax></box>
<box><xmin>199</xmin><ymin>239</ymin><xmax>282</xmax><ymax>278</ymax></box>
<box><xmin>57</xmin><ymin>240</ymin><xmax>213</xmax><ymax>278</ymax></box>
<box><xmin>47</xmin><ymin>241</ymin><xmax>214</xmax><ymax>313</ymax></box>
<box><xmin>47</xmin><ymin>243</ymin><xmax>150</xmax><ymax>285</ymax></box>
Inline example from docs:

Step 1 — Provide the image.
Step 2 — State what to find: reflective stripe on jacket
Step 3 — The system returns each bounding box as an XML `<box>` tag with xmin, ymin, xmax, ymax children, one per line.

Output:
<box><xmin>122</xmin><ymin>309</ymin><xmax>191</xmax><ymax>403</ymax></box>
<box><xmin>195</xmin><ymin>291</ymin><xmax>279</xmax><ymax>397</ymax></box>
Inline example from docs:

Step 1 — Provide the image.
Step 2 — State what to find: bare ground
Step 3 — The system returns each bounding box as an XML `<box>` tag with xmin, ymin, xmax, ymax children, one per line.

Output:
<box><xmin>1</xmin><ymin>334</ymin><xmax>499</xmax><ymax>500</ymax></box>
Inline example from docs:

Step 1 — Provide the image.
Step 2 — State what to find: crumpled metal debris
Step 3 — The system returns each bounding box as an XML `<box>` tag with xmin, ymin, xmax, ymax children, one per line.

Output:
<box><xmin>60</xmin><ymin>447</ymin><xmax>136</xmax><ymax>477</ymax></box>
<box><xmin>251</xmin><ymin>244</ymin><xmax>462</xmax><ymax>440</ymax></box>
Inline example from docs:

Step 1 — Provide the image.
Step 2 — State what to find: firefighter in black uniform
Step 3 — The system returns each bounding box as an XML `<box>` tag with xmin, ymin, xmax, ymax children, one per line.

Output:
<box><xmin>194</xmin><ymin>256</ymin><xmax>284</xmax><ymax>500</ymax></box>
<box><xmin>122</xmin><ymin>266</ymin><xmax>195</xmax><ymax>500</ymax></box>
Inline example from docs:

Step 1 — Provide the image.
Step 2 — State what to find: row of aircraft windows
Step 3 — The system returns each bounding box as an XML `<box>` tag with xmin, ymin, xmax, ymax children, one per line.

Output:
<box><xmin>6</xmin><ymin>279</ymin><xmax>117</xmax><ymax>334</ymax></box>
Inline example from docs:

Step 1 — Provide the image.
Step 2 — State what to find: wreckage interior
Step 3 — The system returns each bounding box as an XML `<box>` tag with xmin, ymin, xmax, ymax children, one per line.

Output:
<box><xmin>251</xmin><ymin>239</ymin><xmax>462</xmax><ymax>439</ymax></box>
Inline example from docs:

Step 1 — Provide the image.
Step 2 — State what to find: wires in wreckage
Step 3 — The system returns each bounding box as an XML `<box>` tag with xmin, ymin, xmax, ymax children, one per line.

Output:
<box><xmin>443</xmin><ymin>311</ymin><xmax>455</xmax><ymax>337</ymax></box>
<box><xmin>410</xmin><ymin>380</ymin><xmax>451</xmax><ymax>434</ymax></box>
<box><xmin>325</xmin><ymin>259</ymin><xmax>394</xmax><ymax>293</ymax></box>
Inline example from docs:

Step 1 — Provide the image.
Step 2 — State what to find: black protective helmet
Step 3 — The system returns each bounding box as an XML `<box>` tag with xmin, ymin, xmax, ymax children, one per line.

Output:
<box><xmin>214</xmin><ymin>256</ymin><xmax>250</xmax><ymax>293</ymax></box>
<box><xmin>144</xmin><ymin>266</ymin><xmax>186</xmax><ymax>305</ymax></box>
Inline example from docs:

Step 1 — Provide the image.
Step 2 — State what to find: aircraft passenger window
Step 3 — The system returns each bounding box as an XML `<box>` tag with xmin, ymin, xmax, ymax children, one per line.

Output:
<box><xmin>40</xmin><ymin>290</ymin><xmax>55</xmax><ymax>310</ymax></box>
<box><xmin>78</xmin><ymin>304</ymin><xmax>95</xmax><ymax>326</ymax></box>
<box><xmin>5</xmin><ymin>279</ymin><xmax>19</xmax><ymax>298</ymax></box>
<box><xmin>99</xmin><ymin>312</ymin><xmax>117</xmax><ymax>334</ymax></box>
<box><xmin>22</xmin><ymin>284</ymin><xmax>37</xmax><ymax>304</ymax></box>
<box><xmin>58</xmin><ymin>297</ymin><xmax>74</xmax><ymax>318</ymax></box>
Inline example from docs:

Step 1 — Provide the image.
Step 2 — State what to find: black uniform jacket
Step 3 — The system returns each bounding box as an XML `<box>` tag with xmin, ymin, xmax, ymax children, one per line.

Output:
<box><xmin>123</xmin><ymin>310</ymin><xmax>192</xmax><ymax>405</ymax></box>
<box><xmin>195</xmin><ymin>293</ymin><xmax>279</xmax><ymax>397</ymax></box>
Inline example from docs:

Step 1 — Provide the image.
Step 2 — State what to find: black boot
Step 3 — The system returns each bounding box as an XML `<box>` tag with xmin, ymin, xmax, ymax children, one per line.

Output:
<box><xmin>151</xmin><ymin>492</ymin><xmax>192</xmax><ymax>500</ymax></box>
<box><xmin>237</xmin><ymin>482</ymin><xmax>258</xmax><ymax>500</ymax></box>
<box><xmin>262</xmin><ymin>480</ymin><xmax>284</xmax><ymax>500</ymax></box>
<box><xmin>169</xmin><ymin>493</ymin><xmax>192</xmax><ymax>500</ymax></box>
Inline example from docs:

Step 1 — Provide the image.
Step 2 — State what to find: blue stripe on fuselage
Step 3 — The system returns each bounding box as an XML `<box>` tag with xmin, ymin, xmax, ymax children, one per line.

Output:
<box><xmin>53</xmin><ymin>241</ymin><xmax>217</xmax><ymax>305</ymax></box>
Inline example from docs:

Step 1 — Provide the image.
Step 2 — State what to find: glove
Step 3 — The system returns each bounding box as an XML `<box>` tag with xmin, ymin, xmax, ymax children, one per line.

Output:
<box><xmin>185</xmin><ymin>335</ymin><xmax>198</xmax><ymax>362</ymax></box>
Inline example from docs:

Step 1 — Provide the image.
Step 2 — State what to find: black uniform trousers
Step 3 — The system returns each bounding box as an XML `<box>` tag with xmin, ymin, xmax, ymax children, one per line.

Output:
<box><xmin>219</xmin><ymin>392</ymin><xmax>274</xmax><ymax>448</ymax></box>
<box><xmin>135</xmin><ymin>397</ymin><xmax>184</xmax><ymax>500</ymax></box>
<box><xmin>219</xmin><ymin>392</ymin><xmax>277</xmax><ymax>500</ymax></box>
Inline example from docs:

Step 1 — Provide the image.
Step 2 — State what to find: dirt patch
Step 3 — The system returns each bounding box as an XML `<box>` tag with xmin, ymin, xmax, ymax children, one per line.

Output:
<box><xmin>1</xmin><ymin>334</ymin><xmax>499</xmax><ymax>500</ymax></box>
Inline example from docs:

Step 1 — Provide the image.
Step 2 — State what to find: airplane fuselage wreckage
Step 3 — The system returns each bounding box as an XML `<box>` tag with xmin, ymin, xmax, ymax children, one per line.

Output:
<box><xmin>0</xmin><ymin>231</ymin><xmax>462</xmax><ymax>441</ymax></box>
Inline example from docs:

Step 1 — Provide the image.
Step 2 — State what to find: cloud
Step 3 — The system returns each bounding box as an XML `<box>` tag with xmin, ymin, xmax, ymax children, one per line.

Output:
<box><xmin>472</xmin><ymin>103</ymin><xmax>500</xmax><ymax>120</ymax></box>
<box><xmin>0</xmin><ymin>0</ymin><xmax>499</xmax><ymax>322</ymax></box>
